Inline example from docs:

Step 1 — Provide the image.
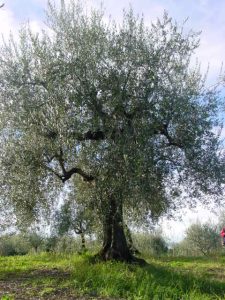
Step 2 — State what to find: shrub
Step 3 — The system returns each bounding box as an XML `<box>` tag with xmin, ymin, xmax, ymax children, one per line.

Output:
<box><xmin>133</xmin><ymin>232</ymin><xmax>168</xmax><ymax>256</ymax></box>
<box><xmin>0</xmin><ymin>234</ymin><xmax>31</xmax><ymax>256</ymax></box>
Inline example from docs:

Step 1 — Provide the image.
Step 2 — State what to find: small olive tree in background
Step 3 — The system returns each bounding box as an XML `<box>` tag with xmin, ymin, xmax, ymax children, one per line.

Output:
<box><xmin>133</xmin><ymin>233</ymin><xmax>168</xmax><ymax>256</ymax></box>
<box><xmin>0</xmin><ymin>234</ymin><xmax>31</xmax><ymax>256</ymax></box>
<box><xmin>53</xmin><ymin>201</ymin><xmax>95</xmax><ymax>252</ymax></box>
<box><xmin>184</xmin><ymin>223</ymin><xmax>220</xmax><ymax>255</ymax></box>
<box><xmin>1</xmin><ymin>0</ymin><xmax>225</xmax><ymax>262</ymax></box>
<box><xmin>24</xmin><ymin>231</ymin><xmax>44</xmax><ymax>253</ymax></box>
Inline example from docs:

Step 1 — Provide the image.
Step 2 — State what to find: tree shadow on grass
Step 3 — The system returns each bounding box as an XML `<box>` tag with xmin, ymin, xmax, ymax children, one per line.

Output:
<box><xmin>142</xmin><ymin>262</ymin><xmax>225</xmax><ymax>298</ymax></box>
<box><xmin>159</xmin><ymin>256</ymin><xmax>221</xmax><ymax>264</ymax></box>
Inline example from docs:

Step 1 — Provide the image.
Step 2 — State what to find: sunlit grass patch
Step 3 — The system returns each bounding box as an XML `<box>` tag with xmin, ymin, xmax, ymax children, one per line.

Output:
<box><xmin>0</xmin><ymin>295</ymin><xmax>14</xmax><ymax>300</ymax></box>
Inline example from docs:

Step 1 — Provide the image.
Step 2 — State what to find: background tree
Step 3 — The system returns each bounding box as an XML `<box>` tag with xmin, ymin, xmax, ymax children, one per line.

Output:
<box><xmin>54</xmin><ymin>200</ymin><xmax>94</xmax><ymax>252</ymax></box>
<box><xmin>185</xmin><ymin>223</ymin><xmax>220</xmax><ymax>255</ymax></box>
<box><xmin>169</xmin><ymin>240</ymin><xmax>190</xmax><ymax>256</ymax></box>
<box><xmin>0</xmin><ymin>0</ymin><xmax>224</xmax><ymax>262</ymax></box>
<box><xmin>0</xmin><ymin>233</ymin><xmax>31</xmax><ymax>256</ymax></box>
<box><xmin>133</xmin><ymin>232</ymin><xmax>168</xmax><ymax>256</ymax></box>
<box><xmin>217</xmin><ymin>211</ymin><xmax>225</xmax><ymax>230</ymax></box>
<box><xmin>24</xmin><ymin>230</ymin><xmax>44</xmax><ymax>253</ymax></box>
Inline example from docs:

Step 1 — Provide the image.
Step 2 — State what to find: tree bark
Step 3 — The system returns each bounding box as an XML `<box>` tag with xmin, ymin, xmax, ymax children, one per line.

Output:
<box><xmin>124</xmin><ymin>224</ymin><xmax>140</xmax><ymax>255</ymax></box>
<box><xmin>98</xmin><ymin>196</ymin><xmax>134</xmax><ymax>262</ymax></box>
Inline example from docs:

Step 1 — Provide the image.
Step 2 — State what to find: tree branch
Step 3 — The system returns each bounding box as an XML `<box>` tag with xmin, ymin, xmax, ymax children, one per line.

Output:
<box><xmin>44</xmin><ymin>148</ymin><xmax>94</xmax><ymax>183</ymax></box>
<box><xmin>77</xmin><ymin>130</ymin><xmax>105</xmax><ymax>141</ymax></box>
<box><xmin>155</xmin><ymin>123</ymin><xmax>183</xmax><ymax>148</ymax></box>
<box><xmin>45</xmin><ymin>164</ymin><xmax>94</xmax><ymax>183</ymax></box>
<box><xmin>61</xmin><ymin>167</ymin><xmax>94</xmax><ymax>183</ymax></box>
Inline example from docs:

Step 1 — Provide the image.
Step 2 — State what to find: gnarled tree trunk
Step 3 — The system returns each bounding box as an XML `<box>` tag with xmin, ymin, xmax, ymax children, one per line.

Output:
<box><xmin>99</xmin><ymin>196</ymin><xmax>133</xmax><ymax>262</ymax></box>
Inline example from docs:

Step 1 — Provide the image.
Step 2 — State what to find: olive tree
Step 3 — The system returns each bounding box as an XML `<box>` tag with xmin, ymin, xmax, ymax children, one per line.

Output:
<box><xmin>133</xmin><ymin>233</ymin><xmax>168</xmax><ymax>256</ymax></box>
<box><xmin>185</xmin><ymin>223</ymin><xmax>220</xmax><ymax>255</ymax></box>
<box><xmin>54</xmin><ymin>201</ymin><xmax>94</xmax><ymax>251</ymax></box>
<box><xmin>0</xmin><ymin>1</ymin><xmax>224</xmax><ymax>262</ymax></box>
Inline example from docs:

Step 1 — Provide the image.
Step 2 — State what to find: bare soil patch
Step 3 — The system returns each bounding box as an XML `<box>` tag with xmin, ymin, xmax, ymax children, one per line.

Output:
<box><xmin>0</xmin><ymin>268</ymin><xmax>118</xmax><ymax>300</ymax></box>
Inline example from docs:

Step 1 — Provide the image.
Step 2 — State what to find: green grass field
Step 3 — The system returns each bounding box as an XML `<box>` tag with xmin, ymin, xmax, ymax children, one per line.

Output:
<box><xmin>0</xmin><ymin>253</ymin><xmax>225</xmax><ymax>299</ymax></box>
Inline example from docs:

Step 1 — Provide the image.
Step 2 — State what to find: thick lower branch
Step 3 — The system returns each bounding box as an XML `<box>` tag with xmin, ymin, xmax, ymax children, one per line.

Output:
<box><xmin>46</xmin><ymin>148</ymin><xmax>94</xmax><ymax>183</ymax></box>
<box><xmin>75</xmin><ymin>123</ymin><xmax>182</xmax><ymax>148</ymax></box>
<box><xmin>45</xmin><ymin>165</ymin><xmax>94</xmax><ymax>183</ymax></box>
<box><xmin>62</xmin><ymin>167</ymin><xmax>94</xmax><ymax>182</ymax></box>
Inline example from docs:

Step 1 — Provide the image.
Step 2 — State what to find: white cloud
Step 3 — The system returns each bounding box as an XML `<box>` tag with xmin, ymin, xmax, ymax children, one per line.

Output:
<box><xmin>29</xmin><ymin>19</ymin><xmax>45</xmax><ymax>34</ymax></box>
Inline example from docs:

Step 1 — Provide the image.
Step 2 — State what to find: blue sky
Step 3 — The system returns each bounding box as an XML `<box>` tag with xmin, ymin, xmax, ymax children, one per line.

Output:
<box><xmin>6</xmin><ymin>0</ymin><xmax>44</xmax><ymax>21</ymax></box>
<box><xmin>0</xmin><ymin>0</ymin><xmax>224</xmax><ymax>241</ymax></box>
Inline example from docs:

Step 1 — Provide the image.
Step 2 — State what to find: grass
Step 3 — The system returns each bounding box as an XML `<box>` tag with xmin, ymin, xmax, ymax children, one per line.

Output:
<box><xmin>0</xmin><ymin>253</ymin><xmax>225</xmax><ymax>299</ymax></box>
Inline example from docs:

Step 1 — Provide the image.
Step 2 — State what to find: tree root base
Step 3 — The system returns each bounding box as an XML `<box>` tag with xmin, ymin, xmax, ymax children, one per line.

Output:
<box><xmin>93</xmin><ymin>250</ymin><xmax>147</xmax><ymax>266</ymax></box>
